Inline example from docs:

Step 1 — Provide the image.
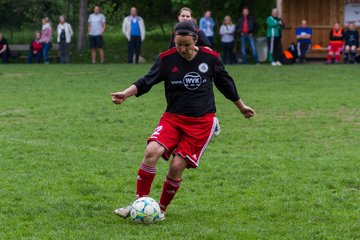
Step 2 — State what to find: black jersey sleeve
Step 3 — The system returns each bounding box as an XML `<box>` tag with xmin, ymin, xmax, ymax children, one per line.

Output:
<box><xmin>214</xmin><ymin>58</ymin><xmax>240</xmax><ymax>102</ymax></box>
<box><xmin>133</xmin><ymin>56</ymin><xmax>163</xmax><ymax>97</ymax></box>
<box><xmin>197</xmin><ymin>30</ymin><xmax>212</xmax><ymax>47</ymax></box>
<box><xmin>169</xmin><ymin>32</ymin><xmax>175</xmax><ymax>49</ymax></box>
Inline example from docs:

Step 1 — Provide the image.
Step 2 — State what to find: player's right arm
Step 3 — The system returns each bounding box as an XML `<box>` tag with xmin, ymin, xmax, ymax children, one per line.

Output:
<box><xmin>111</xmin><ymin>56</ymin><xmax>163</xmax><ymax>105</ymax></box>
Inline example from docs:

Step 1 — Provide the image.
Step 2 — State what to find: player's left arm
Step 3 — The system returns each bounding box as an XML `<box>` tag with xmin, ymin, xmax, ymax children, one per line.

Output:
<box><xmin>214</xmin><ymin>58</ymin><xmax>255</xmax><ymax>119</ymax></box>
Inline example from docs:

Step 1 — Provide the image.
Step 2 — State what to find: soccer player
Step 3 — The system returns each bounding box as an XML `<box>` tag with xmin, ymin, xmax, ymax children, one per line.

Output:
<box><xmin>344</xmin><ymin>22</ymin><xmax>359</xmax><ymax>64</ymax></box>
<box><xmin>326</xmin><ymin>22</ymin><xmax>344</xmax><ymax>64</ymax></box>
<box><xmin>169</xmin><ymin>7</ymin><xmax>211</xmax><ymax>49</ymax></box>
<box><xmin>112</xmin><ymin>21</ymin><xmax>255</xmax><ymax>221</ymax></box>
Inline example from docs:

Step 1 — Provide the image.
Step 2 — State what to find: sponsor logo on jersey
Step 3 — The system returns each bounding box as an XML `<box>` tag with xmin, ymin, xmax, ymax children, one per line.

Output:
<box><xmin>183</xmin><ymin>72</ymin><xmax>202</xmax><ymax>90</ymax></box>
<box><xmin>198</xmin><ymin>63</ymin><xmax>208</xmax><ymax>73</ymax></box>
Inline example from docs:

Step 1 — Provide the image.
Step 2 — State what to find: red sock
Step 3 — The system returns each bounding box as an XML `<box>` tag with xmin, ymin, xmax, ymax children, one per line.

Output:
<box><xmin>335</xmin><ymin>54</ymin><xmax>340</xmax><ymax>62</ymax></box>
<box><xmin>326</xmin><ymin>55</ymin><xmax>332</xmax><ymax>62</ymax></box>
<box><xmin>159</xmin><ymin>176</ymin><xmax>182</xmax><ymax>212</ymax></box>
<box><xmin>136</xmin><ymin>163</ymin><xmax>156</xmax><ymax>198</ymax></box>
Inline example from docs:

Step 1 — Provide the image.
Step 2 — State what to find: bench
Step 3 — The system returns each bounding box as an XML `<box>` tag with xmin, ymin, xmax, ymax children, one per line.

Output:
<box><xmin>307</xmin><ymin>47</ymin><xmax>360</xmax><ymax>59</ymax></box>
<box><xmin>9</xmin><ymin>44</ymin><xmax>59</xmax><ymax>62</ymax></box>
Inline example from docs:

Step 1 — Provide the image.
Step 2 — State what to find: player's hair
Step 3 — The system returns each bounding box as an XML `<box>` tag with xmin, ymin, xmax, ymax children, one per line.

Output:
<box><xmin>242</xmin><ymin>6</ymin><xmax>249</xmax><ymax>10</ymax></box>
<box><xmin>178</xmin><ymin>7</ymin><xmax>192</xmax><ymax>17</ymax></box>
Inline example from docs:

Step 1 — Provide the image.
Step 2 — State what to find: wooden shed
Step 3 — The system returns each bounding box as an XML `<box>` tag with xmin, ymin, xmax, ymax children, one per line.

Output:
<box><xmin>279</xmin><ymin>0</ymin><xmax>343</xmax><ymax>48</ymax></box>
<box><xmin>277</xmin><ymin>0</ymin><xmax>360</xmax><ymax>57</ymax></box>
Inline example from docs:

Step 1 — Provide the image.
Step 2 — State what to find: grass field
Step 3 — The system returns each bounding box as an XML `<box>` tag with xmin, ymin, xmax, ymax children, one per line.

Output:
<box><xmin>0</xmin><ymin>64</ymin><xmax>359</xmax><ymax>239</ymax></box>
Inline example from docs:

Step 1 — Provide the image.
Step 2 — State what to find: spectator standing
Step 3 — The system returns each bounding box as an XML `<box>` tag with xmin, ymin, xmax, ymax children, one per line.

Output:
<box><xmin>199</xmin><ymin>11</ymin><xmax>215</xmax><ymax>46</ymax></box>
<box><xmin>219</xmin><ymin>16</ymin><xmax>235</xmax><ymax>64</ymax></box>
<box><xmin>169</xmin><ymin>7</ymin><xmax>211</xmax><ymax>49</ymax></box>
<box><xmin>39</xmin><ymin>17</ymin><xmax>52</xmax><ymax>64</ymax></box>
<box><xmin>295</xmin><ymin>20</ymin><xmax>312</xmax><ymax>64</ymax></box>
<box><xmin>28</xmin><ymin>32</ymin><xmax>43</xmax><ymax>64</ymax></box>
<box><xmin>57</xmin><ymin>15</ymin><xmax>73</xmax><ymax>64</ymax></box>
<box><xmin>266</xmin><ymin>8</ymin><xmax>285</xmax><ymax>66</ymax></box>
<box><xmin>344</xmin><ymin>22</ymin><xmax>359</xmax><ymax>64</ymax></box>
<box><xmin>88</xmin><ymin>4</ymin><xmax>106</xmax><ymax>64</ymax></box>
<box><xmin>326</xmin><ymin>22</ymin><xmax>344</xmax><ymax>64</ymax></box>
<box><xmin>122</xmin><ymin>7</ymin><xmax>145</xmax><ymax>64</ymax></box>
<box><xmin>0</xmin><ymin>33</ymin><xmax>10</xmax><ymax>63</ymax></box>
<box><xmin>236</xmin><ymin>7</ymin><xmax>259</xmax><ymax>64</ymax></box>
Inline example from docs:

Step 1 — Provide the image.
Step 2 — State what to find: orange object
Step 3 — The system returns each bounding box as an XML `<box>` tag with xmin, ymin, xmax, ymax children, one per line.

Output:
<box><xmin>283</xmin><ymin>50</ymin><xmax>293</xmax><ymax>59</ymax></box>
<box><xmin>332</xmin><ymin>28</ymin><xmax>343</xmax><ymax>37</ymax></box>
<box><xmin>312</xmin><ymin>44</ymin><xmax>322</xmax><ymax>49</ymax></box>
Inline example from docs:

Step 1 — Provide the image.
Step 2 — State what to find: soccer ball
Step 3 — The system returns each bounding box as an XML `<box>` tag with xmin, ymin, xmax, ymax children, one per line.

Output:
<box><xmin>130</xmin><ymin>197</ymin><xmax>160</xmax><ymax>224</ymax></box>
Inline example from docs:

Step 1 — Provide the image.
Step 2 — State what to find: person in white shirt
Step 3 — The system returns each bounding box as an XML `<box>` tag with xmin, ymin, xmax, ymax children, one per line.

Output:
<box><xmin>220</xmin><ymin>16</ymin><xmax>235</xmax><ymax>64</ymax></box>
<box><xmin>122</xmin><ymin>7</ymin><xmax>146</xmax><ymax>64</ymax></box>
<box><xmin>88</xmin><ymin>4</ymin><xmax>106</xmax><ymax>64</ymax></box>
<box><xmin>57</xmin><ymin>15</ymin><xmax>73</xmax><ymax>64</ymax></box>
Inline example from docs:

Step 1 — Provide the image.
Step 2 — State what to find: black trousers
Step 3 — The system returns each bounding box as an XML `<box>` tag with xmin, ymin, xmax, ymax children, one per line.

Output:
<box><xmin>128</xmin><ymin>36</ymin><xmax>142</xmax><ymax>64</ymax></box>
<box><xmin>0</xmin><ymin>51</ymin><xmax>9</xmax><ymax>63</ymax></box>
<box><xmin>221</xmin><ymin>41</ymin><xmax>235</xmax><ymax>64</ymax></box>
<box><xmin>59</xmin><ymin>41</ymin><xmax>70</xmax><ymax>64</ymax></box>
<box><xmin>267</xmin><ymin>36</ymin><xmax>282</xmax><ymax>62</ymax></box>
<box><xmin>297</xmin><ymin>42</ymin><xmax>311</xmax><ymax>63</ymax></box>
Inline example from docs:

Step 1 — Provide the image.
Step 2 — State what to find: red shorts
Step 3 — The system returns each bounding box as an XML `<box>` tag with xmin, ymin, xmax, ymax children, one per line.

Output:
<box><xmin>148</xmin><ymin>112</ymin><xmax>216</xmax><ymax>168</ymax></box>
<box><xmin>328</xmin><ymin>42</ymin><xmax>343</xmax><ymax>54</ymax></box>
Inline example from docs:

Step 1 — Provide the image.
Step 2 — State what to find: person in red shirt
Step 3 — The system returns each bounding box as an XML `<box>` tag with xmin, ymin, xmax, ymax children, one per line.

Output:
<box><xmin>28</xmin><ymin>32</ymin><xmax>43</xmax><ymax>64</ymax></box>
<box><xmin>326</xmin><ymin>22</ymin><xmax>344</xmax><ymax>64</ymax></box>
<box><xmin>0</xmin><ymin>32</ymin><xmax>10</xmax><ymax>63</ymax></box>
<box><xmin>236</xmin><ymin>7</ymin><xmax>259</xmax><ymax>64</ymax></box>
<box><xmin>112</xmin><ymin>21</ymin><xmax>255</xmax><ymax>221</ymax></box>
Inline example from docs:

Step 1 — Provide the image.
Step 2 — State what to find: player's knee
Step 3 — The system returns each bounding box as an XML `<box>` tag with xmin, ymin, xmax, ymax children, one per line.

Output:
<box><xmin>351</xmin><ymin>46</ymin><xmax>356</xmax><ymax>52</ymax></box>
<box><xmin>144</xmin><ymin>142</ymin><xmax>165</xmax><ymax>161</ymax></box>
<box><xmin>168</xmin><ymin>157</ymin><xmax>187</xmax><ymax>177</ymax></box>
<box><xmin>345</xmin><ymin>46</ymin><xmax>350</xmax><ymax>51</ymax></box>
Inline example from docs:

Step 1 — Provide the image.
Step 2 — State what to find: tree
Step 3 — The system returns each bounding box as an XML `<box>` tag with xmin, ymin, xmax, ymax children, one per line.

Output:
<box><xmin>77</xmin><ymin>0</ymin><xmax>88</xmax><ymax>52</ymax></box>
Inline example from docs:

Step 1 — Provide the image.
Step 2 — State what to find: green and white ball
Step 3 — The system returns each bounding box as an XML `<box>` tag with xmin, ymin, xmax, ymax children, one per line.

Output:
<box><xmin>130</xmin><ymin>197</ymin><xmax>160</xmax><ymax>224</ymax></box>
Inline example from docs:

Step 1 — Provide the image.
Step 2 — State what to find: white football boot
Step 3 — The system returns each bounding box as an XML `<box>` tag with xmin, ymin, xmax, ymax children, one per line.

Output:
<box><xmin>276</xmin><ymin>61</ymin><xmax>282</xmax><ymax>66</ymax></box>
<box><xmin>271</xmin><ymin>61</ymin><xmax>277</xmax><ymax>66</ymax></box>
<box><xmin>114</xmin><ymin>205</ymin><xmax>132</xmax><ymax>218</ymax></box>
<box><xmin>214</xmin><ymin>117</ymin><xmax>221</xmax><ymax>137</ymax></box>
<box><xmin>158</xmin><ymin>210</ymin><xmax>166</xmax><ymax>221</ymax></box>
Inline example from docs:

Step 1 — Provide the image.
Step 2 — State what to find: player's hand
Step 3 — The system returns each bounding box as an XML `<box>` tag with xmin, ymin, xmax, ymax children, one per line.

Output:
<box><xmin>111</xmin><ymin>92</ymin><xmax>127</xmax><ymax>105</ymax></box>
<box><xmin>240</xmin><ymin>106</ymin><xmax>255</xmax><ymax>119</ymax></box>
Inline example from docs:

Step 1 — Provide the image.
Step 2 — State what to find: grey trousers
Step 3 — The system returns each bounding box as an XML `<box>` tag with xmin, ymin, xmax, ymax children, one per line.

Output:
<box><xmin>59</xmin><ymin>41</ymin><xmax>70</xmax><ymax>63</ymax></box>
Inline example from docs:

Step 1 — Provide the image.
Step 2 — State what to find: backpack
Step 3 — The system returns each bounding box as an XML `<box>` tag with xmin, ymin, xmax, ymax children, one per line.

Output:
<box><xmin>280</xmin><ymin>42</ymin><xmax>297</xmax><ymax>64</ymax></box>
<box><xmin>60</xmin><ymin>29</ymin><xmax>66</xmax><ymax>41</ymax></box>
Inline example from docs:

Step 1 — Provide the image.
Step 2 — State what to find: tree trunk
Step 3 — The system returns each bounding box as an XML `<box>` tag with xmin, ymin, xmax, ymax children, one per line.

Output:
<box><xmin>77</xmin><ymin>0</ymin><xmax>88</xmax><ymax>52</ymax></box>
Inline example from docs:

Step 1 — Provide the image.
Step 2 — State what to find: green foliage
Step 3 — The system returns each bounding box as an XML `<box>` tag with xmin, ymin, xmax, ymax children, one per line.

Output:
<box><xmin>0</xmin><ymin>0</ymin><xmax>67</xmax><ymax>29</ymax></box>
<box><xmin>0</xmin><ymin>64</ymin><xmax>359</xmax><ymax>239</ymax></box>
<box><xmin>1</xmin><ymin>0</ymin><xmax>276</xmax><ymax>36</ymax></box>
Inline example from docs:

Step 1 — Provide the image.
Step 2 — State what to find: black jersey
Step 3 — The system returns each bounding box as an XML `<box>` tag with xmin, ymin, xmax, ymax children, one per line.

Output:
<box><xmin>344</xmin><ymin>29</ymin><xmax>359</xmax><ymax>47</ymax></box>
<box><xmin>168</xmin><ymin>30</ymin><xmax>211</xmax><ymax>48</ymax></box>
<box><xmin>134</xmin><ymin>47</ymin><xmax>240</xmax><ymax>117</ymax></box>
